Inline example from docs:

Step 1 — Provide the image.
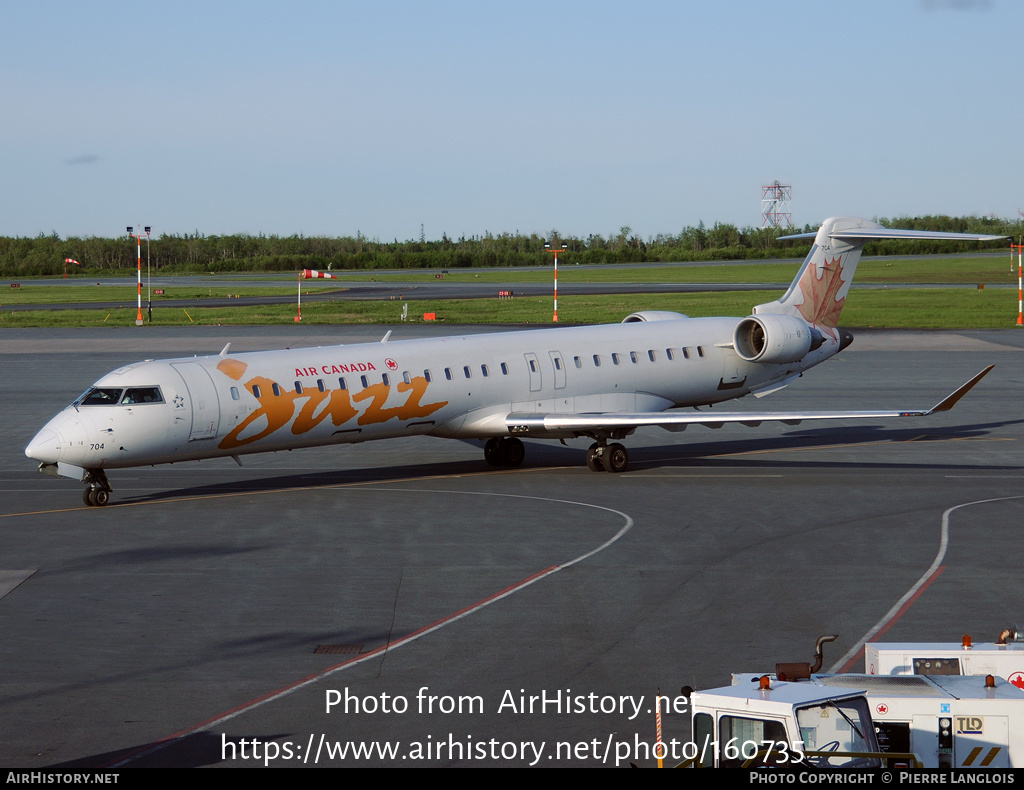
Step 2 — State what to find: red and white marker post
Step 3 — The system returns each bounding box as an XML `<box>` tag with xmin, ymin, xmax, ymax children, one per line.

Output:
<box><xmin>1013</xmin><ymin>240</ymin><xmax>1024</xmax><ymax>327</ymax></box>
<box><xmin>127</xmin><ymin>227</ymin><xmax>149</xmax><ymax>325</ymax></box>
<box><xmin>297</xmin><ymin>268</ymin><xmax>337</xmax><ymax>322</ymax></box>
<box><xmin>544</xmin><ymin>242</ymin><xmax>568</xmax><ymax>322</ymax></box>
<box><xmin>655</xmin><ymin>689</ymin><xmax>664</xmax><ymax>768</ymax></box>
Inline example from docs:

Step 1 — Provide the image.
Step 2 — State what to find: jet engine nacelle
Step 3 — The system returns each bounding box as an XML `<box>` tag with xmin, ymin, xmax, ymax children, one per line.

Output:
<box><xmin>733</xmin><ymin>314</ymin><xmax>821</xmax><ymax>364</ymax></box>
<box><xmin>621</xmin><ymin>310</ymin><xmax>688</xmax><ymax>323</ymax></box>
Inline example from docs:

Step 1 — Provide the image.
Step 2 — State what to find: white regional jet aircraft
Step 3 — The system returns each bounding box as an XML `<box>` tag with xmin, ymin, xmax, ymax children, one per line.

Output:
<box><xmin>26</xmin><ymin>217</ymin><xmax>1002</xmax><ymax>506</ymax></box>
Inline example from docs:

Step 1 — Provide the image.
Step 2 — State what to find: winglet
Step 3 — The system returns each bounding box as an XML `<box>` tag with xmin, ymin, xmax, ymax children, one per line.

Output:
<box><xmin>928</xmin><ymin>366</ymin><xmax>994</xmax><ymax>413</ymax></box>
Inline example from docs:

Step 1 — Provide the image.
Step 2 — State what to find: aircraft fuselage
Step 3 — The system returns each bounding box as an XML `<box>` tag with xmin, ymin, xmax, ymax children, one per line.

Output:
<box><xmin>25</xmin><ymin>315</ymin><xmax>836</xmax><ymax>474</ymax></box>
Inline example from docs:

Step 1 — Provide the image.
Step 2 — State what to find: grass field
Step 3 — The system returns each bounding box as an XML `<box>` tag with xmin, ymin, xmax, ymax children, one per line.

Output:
<box><xmin>1</xmin><ymin>253</ymin><xmax>1020</xmax><ymax>328</ymax></box>
<box><xmin>0</xmin><ymin>286</ymin><xmax>1017</xmax><ymax>329</ymax></box>
<box><xmin>369</xmin><ymin>255</ymin><xmax>1020</xmax><ymax>286</ymax></box>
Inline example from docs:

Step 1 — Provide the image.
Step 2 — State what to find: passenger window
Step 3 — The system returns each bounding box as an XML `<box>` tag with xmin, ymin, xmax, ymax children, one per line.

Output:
<box><xmin>252</xmin><ymin>384</ymin><xmax>262</xmax><ymax>398</ymax></box>
<box><xmin>612</xmin><ymin>353</ymin><xmax>620</xmax><ymax>365</ymax></box>
<box><xmin>529</xmin><ymin>359</ymin><xmax>537</xmax><ymax>372</ymax></box>
<box><xmin>230</xmin><ymin>387</ymin><xmax>240</xmax><ymax>401</ymax></box>
<box><xmin>501</xmin><ymin>362</ymin><xmax>509</xmax><ymax>375</ymax></box>
<box><xmin>464</xmin><ymin>366</ymin><xmax>472</xmax><ymax>379</ymax></box>
<box><xmin>554</xmin><ymin>357</ymin><xmax>562</xmax><ymax>370</ymax></box>
<box><xmin>630</xmin><ymin>352</ymin><xmax>638</xmax><ymax>363</ymax></box>
<box><xmin>574</xmin><ymin>356</ymin><xmax>582</xmax><ymax>369</ymax></box>
<box><xmin>382</xmin><ymin>373</ymin><xmax>391</xmax><ymax>386</ymax></box>
<box><xmin>294</xmin><ymin>381</ymin><xmax>303</xmax><ymax>394</ymax></box>
<box><xmin>317</xmin><ymin>379</ymin><xmax>326</xmax><ymax>392</ymax></box>
<box><xmin>666</xmin><ymin>348</ymin><xmax>675</xmax><ymax>361</ymax></box>
<box><xmin>648</xmin><ymin>350</ymin><xmax>656</xmax><ymax>362</ymax></box>
<box><xmin>272</xmin><ymin>383</ymin><xmax>282</xmax><ymax>397</ymax></box>
<box><xmin>697</xmin><ymin>346</ymin><xmax>705</xmax><ymax>357</ymax></box>
<box><xmin>424</xmin><ymin>370</ymin><xmax>432</xmax><ymax>382</ymax></box>
<box><xmin>481</xmin><ymin>364</ymin><xmax>489</xmax><ymax>377</ymax></box>
<box><xmin>339</xmin><ymin>377</ymin><xmax>348</xmax><ymax>390</ymax></box>
<box><xmin>360</xmin><ymin>375</ymin><xmax>369</xmax><ymax>389</ymax></box>
<box><xmin>682</xmin><ymin>348</ymin><xmax>690</xmax><ymax>359</ymax></box>
<box><xmin>593</xmin><ymin>355</ymin><xmax>601</xmax><ymax>366</ymax></box>
<box><xmin>403</xmin><ymin>371</ymin><xmax>411</xmax><ymax>384</ymax></box>
<box><xmin>445</xmin><ymin>368</ymin><xmax>453</xmax><ymax>381</ymax></box>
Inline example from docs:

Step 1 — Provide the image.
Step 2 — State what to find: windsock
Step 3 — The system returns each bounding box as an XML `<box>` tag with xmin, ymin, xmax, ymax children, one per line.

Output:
<box><xmin>301</xmin><ymin>269</ymin><xmax>337</xmax><ymax>279</ymax></box>
<box><xmin>65</xmin><ymin>258</ymin><xmax>80</xmax><ymax>265</ymax></box>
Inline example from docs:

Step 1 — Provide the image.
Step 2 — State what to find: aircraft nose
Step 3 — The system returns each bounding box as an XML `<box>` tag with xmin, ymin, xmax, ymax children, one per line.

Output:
<box><xmin>25</xmin><ymin>428</ymin><xmax>62</xmax><ymax>464</ymax></box>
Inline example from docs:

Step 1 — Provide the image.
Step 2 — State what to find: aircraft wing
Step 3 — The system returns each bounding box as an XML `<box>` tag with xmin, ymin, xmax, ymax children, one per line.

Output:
<box><xmin>505</xmin><ymin>366</ymin><xmax>993</xmax><ymax>437</ymax></box>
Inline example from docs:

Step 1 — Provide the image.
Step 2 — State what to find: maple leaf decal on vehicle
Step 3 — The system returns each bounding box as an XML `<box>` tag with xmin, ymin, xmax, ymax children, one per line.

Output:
<box><xmin>795</xmin><ymin>255</ymin><xmax>846</xmax><ymax>339</ymax></box>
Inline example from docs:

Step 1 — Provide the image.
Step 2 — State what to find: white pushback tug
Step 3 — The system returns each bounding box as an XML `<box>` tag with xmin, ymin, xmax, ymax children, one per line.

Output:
<box><xmin>683</xmin><ymin>634</ymin><xmax>1024</xmax><ymax>768</ymax></box>
<box><xmin>866</xmin><ymin>628</ymin><xmax>1024</xmax><ymax>681</ymax></box>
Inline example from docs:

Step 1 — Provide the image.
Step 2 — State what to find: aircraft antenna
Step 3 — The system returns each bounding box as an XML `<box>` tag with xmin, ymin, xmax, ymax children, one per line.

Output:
<box><xmin>761</xmin><ymin>181</ymin><xmax>792</xmax><ymax>228</ymax></box>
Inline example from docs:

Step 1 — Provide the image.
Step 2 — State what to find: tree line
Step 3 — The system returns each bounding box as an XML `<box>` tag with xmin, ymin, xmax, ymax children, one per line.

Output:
<box><xmin>0</xmin><ymin>216</ymin><xmax>1017</xmax><ymax>277</ymax></box>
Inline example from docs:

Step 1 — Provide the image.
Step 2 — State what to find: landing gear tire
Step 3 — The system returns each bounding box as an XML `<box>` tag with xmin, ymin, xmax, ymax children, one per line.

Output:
<box><xmin>82</xmin><ymin>470</ymin><xmax>112</xmax><ymax>507</ymax></box>
<box><xmin>602</xmin><ymin>443</ymin><xmax>629</xmax><ymax>473</ymax></box>
<box><xmin>84</xmin><ymin>487</ymin><xmax>110</xmax><ymax>507</ymax></box>
<box><xmin>499</xmin><ymin>437</ymin><xmax>525</xmax><ymax>467</ymax></box>
<box><xmin>483</xmin><ymin>437</ymin><xmax>525</xmax><ymax>468</ymax></box>
<box><xmin>586</xmin><ymin>443</ymin><xmax>605</xmax><ymax>472</ymax></box>
<box><xmin>484</xmin><ymin>438</ymin><xmax>502</xmax><ymax>467</ymax></box>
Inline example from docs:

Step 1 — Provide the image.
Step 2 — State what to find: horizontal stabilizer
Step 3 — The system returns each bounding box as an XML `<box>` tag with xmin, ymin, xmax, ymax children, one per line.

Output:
<box><xmin>780</xmin><ymin>228</ymin><xmax>1006</xmax><ymax>243</ymax></box>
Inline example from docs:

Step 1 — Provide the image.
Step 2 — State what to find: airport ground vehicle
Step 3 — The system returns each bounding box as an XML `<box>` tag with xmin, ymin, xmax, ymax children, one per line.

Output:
<box><xmin>866</xmin><ymin>629</ymin><xmax>1024</xmax><ymax>683</ymax></box>
<box><xmin>687</xmin><ymin>677</ymin><xmax>886</xmax><ymax>768</ymax></box>
<box><xmin>684</xmin><ymin>635</ymin><xmax>1024</xmax><ymax>768</ymax></box>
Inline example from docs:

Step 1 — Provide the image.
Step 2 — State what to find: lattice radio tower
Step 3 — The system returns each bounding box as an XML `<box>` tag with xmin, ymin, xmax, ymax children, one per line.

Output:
<box><xmin>761</xmin><ymin>181</ymin><xmax>792</xmax><ymax>228</ymax></box>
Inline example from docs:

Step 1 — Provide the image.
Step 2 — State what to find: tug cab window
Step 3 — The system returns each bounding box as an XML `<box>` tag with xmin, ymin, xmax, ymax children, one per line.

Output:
<box><xmin>120</xmin><ymin>387</ymin><xmax>163</xmax><ymax>404</ymax></box>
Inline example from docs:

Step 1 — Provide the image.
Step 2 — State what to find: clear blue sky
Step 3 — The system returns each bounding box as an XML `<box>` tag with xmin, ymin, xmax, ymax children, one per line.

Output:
<box><xmin>2</xmin><ymin>0</ymin><xmax>1018</xmax><ymax>240</ymax></box>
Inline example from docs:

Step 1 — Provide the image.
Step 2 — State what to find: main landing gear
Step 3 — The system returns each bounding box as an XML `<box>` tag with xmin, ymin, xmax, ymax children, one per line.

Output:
<box><xmin>483</xmin><ymin>437</ymin><xmax>630</xmax><ymax>473</ymax></box>
<box><xmin>82</xmin><ymin>469</ymin><xmax>112</xmax><ymax>507</ymax></box>
<box><xmin>586</xmin><ymin>441</ymin><xmax>629</xmax><ymax>473</ymax></box>
<box><xmin>484</xmin><ymin>437</ymin><xmax>525</xmax><ymax>468</ymax></box>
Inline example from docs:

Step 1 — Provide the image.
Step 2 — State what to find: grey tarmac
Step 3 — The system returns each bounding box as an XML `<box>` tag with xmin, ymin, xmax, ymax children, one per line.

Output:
<box><xmin>1</xmin><ymin>326</ymin><xmax>1022</xmax><ymax>767</ymax></box>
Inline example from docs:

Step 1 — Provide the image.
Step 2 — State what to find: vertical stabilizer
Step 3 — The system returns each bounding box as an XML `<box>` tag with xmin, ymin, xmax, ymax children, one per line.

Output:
<box><xmin>753</xmin><ymin>217</ymin><xmax>1004</xmax><ymax>340</ymax></box>
<box><xmin>753</xmin><ymin>217</ymin><xmax>877</xmax><ymax>339</ymax></box>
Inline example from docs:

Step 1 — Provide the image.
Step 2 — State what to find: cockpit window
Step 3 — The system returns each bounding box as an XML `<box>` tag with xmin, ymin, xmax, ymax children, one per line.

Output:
<box><xmin>78</xmin><ymin>388</ymin><xmax>123</xmax><ymax>406</ymax></box>
<box><xmin>121</xmin><ymin>387</ymin><xmax>163</xmax><ymax>404</ymax></box>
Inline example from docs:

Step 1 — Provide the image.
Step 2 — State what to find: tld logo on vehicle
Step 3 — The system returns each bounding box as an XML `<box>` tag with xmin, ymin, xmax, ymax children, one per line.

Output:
<box><xmin>956</xmin><ymin>716</ymin><xmax>984</xmax><ymax>735</ymax></box>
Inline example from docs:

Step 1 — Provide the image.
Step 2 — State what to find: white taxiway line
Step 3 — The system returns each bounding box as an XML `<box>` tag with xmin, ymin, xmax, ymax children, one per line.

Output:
<box><xmin>829</xmin><ymin>495</ymin><xmax>1024</xmax><ymax>673</ymax></box>
<box><xmin>110</xmin><ymin>490</ymin><xmax>634</xmax><ymax>767</ymax></box>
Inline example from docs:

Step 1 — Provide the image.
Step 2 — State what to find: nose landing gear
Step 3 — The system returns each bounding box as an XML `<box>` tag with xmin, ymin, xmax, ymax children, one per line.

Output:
<box><xmin>82</xmin><ymin>470</ymin><xmax>112</xmax><ymax>507</ymax></box>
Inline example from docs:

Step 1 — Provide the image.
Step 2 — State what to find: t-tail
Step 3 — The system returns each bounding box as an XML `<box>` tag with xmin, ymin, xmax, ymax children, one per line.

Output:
<box><xmin>749</xmin><ymin>216</ymin><xmax>1006</xmax><ymax>349</ymax></box>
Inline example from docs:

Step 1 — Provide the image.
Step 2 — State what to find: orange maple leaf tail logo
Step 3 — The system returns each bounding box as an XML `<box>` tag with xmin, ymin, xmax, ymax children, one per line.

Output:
<box><xmin>795</xmin><ymin>255</ymin><xmax>847</xmax><ymax>339</ymax></box>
